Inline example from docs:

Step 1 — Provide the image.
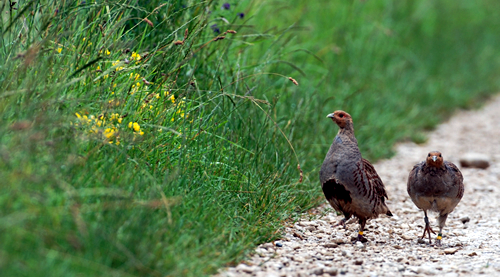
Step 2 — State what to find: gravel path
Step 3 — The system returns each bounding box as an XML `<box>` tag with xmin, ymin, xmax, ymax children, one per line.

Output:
<box><xmin>217</xmin><ymin>96</ymin><xmax>500</xmax><ymax>277</ymax></box>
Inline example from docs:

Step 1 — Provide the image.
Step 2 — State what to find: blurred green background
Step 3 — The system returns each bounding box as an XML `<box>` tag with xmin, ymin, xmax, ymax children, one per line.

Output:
<box><xmin>1</xmin><ymin>0</ymin><xmax>499</xmax><ymax>276</ymax></box>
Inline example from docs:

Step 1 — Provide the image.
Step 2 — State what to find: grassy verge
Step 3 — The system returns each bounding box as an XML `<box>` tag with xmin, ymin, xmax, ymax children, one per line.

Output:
<box><xmin>1</xmin><ymin>0</ymin><xmax>500</xmax><ymax>276</ymax></box>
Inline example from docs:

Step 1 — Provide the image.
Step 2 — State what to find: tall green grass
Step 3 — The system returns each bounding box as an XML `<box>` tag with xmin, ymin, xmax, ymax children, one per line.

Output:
<box><xmin>249</xmin><ymin>0</ymin><xmax>500</xmax><ymax>165</ymax></box>
<box><xmin>1</xmin><ymin>0</ymin><xmax>500</xmax><ymax>276</ymax></box>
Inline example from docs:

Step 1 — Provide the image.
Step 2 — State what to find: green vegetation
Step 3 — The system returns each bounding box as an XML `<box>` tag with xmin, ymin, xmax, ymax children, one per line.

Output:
<box><xmin>1</xmin><ymin>0</ymin><xmax>500</xmax><ymax>276</ymax></box>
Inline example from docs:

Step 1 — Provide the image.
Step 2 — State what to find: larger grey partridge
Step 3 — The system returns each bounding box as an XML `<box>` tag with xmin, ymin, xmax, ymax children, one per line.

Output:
<box><xmin>320</xmin><ymin>110</ymin><xmax>392</xmax><ymax>242</ymax></box>
<box><xmin>407</xmin><ymin>151</ymin><xmax>464</xmax><ymax>245</ymax></box>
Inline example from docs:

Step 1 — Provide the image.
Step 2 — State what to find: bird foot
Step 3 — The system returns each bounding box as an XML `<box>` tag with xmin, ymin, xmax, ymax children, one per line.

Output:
<box><xmin>334</xmin><ymin>218</ymin><xmax>347</xmax><ymax>229</ymax></box>
<box><xmin>350</xmin><ymin>232</ymin><xmax>368</xmax><ymax>243</ymax></box>
<box><xmin>421</xmin><ymin>222</ymin><xmax>436</xmax><ymax>244</ymax></box>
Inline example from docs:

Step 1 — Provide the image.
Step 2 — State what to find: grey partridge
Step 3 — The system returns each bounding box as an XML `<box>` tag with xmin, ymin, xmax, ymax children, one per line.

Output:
<box><xmin>320</xmin><ymin>110</ymin><xmax>392</xmax><ymax>242</ymax></box>
<box><xmin>407</xmin><ymin>151</ymin><xmax>464</xmax><ymax>245</ymax></box>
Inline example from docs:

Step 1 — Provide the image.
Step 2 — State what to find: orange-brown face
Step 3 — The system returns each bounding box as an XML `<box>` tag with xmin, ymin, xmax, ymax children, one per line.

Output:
<box><xmin>426</xmin><ymin>151</ymin><xmax>444</xmax><ymax>167</ymax></box>
<box><xmin>326</xmin><ymin>110</ymin><xmax>352</xmax><ymax>128</ymax></box>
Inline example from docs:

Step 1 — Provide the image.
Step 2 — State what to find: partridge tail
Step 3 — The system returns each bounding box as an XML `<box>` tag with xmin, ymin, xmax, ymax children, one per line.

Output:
<box><xmin>386</xmin><ymin>210</ymin><xmax>393</xmax><ymax>216</ymax></box>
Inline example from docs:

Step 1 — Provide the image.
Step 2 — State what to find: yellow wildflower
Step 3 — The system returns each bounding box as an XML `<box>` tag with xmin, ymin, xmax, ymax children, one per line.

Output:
<box><xmin>128</xmin><ymin>122</ymin><xmax>133</xmax><ymax>129</ymax></box>
<box><xmin>57</xmin><ymin>47</ymin><xmax>62</xmax><ymax>53</ymax></box>
<box><xmin>131</xmin><ymin>52</ymin><xmax>141</xmax><ymax>61</ymax></box>
<box><xmin>104</xmin><ymin>128</ymin><xmax>115</xmax><ymax>139</ymax></box>
<box><xmin>106</xmin><ymin>49</ymin><xmax>111</xmax><ymax>55</ymax></box>
<box><xmin>132</xmin><ymin>122</ymin><xmax>140</xmax><ymax>132</ymax></box>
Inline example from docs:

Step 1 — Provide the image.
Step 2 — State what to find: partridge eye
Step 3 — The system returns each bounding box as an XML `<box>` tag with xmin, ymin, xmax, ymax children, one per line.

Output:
<box><xmin>439</xmin><ymin>154</ymin><xmax>442</xmax><ymax>157</ymax></box>
<box><xmin>428</xmin><ymin>154</ymin><xmax>430</xmax><ymax>157</ymax></box>
<box><xmin>339</xmin><ymin>114</ymin><xmax>344</xmax><ymax>118</ymax></box>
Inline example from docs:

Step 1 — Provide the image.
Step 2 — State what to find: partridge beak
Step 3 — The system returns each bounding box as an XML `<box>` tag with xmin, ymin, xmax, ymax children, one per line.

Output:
<box><xmin>432</xmin><ymin>156</ymin><xmax>437</xmax><ymax>162</ymax></box>
<box><xmin>327</xmin><ymin>113</ymin><xmax>335</xmax><ymax>119</ymax></box>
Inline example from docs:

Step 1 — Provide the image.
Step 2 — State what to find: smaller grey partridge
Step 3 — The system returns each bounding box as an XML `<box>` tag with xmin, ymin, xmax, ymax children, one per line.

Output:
<box><xmin>407</xmin><ymin>151</ymin><xmax>464</xmax><ymax>245</ymax></box>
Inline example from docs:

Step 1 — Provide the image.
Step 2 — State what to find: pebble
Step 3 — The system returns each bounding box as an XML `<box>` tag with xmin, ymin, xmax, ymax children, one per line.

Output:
<box><xmin>355</xmin><ymin>241</ymin><xmax>364</xmax><ymax>249</ymax></box>
<box><xmin>324</xmin><ymin>267</ymin><xmax>339</xmax><ymax>276</ymax></box>
<box><xmin>236</xmin><ymin>264</ymin><xmax>255</xmax><ymax>273</ymax></box>
<box><xmin>311</xmin><ymin>268</ymin><xmax>324</xmax><ymax>275</ymax></box>
<box><xmin>400</xmin><ymin>234</ymin><xmax>413</xmax><ymax>240</ymax></box>
<box><xmin>341</xmin><ymin>250</ymin><xmax>352</xmax><ymax>258</ymax></box>
<box><xmin>443</xmin><ymin>248</ymin><xmax>458</xmax><ymax>255</ymax></box>
<box><xmin>459</xmin><ymin>153</ymin><xmax>490</xmax><ymax>169</ymax></box>
<box><xmin>460</xmin><ymin>216</ymin><xmax>470</xmax><ymax>224</ymax></box>
<box><xmin>333</xmin><ymin>238</ymin><xmax>345</xmax><ymax>244</ymax></box>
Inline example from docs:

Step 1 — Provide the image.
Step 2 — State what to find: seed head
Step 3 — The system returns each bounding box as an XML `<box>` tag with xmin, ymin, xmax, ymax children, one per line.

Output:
<box><xmin>143</xmin><ymin>18</ymin><xmax>154</xmax><ymax>27</ymax></box>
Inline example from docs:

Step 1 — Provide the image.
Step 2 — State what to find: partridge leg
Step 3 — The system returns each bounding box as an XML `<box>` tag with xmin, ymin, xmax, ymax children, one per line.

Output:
<box><xmin>351</xmin><ymin>218</ymin><xmax>368</xmax><ymax>243</ymax></box>
<box><xmin>436</xmin><ymin>213</ymin><xmax>449</xmax><ymax>246</ymax></box>
<box><xmin>421</xmin><ymin>211</ymin><xmax>435</xmax><ymax>244</ymax></box>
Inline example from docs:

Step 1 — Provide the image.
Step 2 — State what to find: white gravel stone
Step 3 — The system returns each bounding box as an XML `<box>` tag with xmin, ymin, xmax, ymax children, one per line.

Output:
<box><xmin>236</xmin><ymin>263</ymin><xmax>255</xmax><ymax>273</ymax></box>
<box><xmin>459</xmin><ymin>153</ymin><xmax>490</xmax><ymax>169</ymax></box>
<box><xmin>443</xmin><ymin>248</ymin><xmax>458</xmax><ymax>255</ymax></box>
<box><xmin>323</xmin><ymin>267</ymin><xmax>338</xmax><ymax>276</ymax></box>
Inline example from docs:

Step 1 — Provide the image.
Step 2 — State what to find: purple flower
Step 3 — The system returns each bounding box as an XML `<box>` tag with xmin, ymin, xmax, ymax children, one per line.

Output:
<box><xmin>237</xmin><ymin>12</ymin><xmax>244</xmax><ymax>19</ymax></box>
<box><xmin>210</xmin><ymin>24</ymin><xmax>220</xmax><ymax>34</ymax></box>
<box><xmin>222</xmin><ymin>3</ymin><xmax>230</xmax><ymax>10</ymax></box>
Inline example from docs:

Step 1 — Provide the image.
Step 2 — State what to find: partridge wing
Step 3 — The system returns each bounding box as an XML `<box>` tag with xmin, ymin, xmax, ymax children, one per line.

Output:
<box><xmin>362</xmin><ymin>158</ymin><xmax>388</xmax><ymax>199</ymax></box>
